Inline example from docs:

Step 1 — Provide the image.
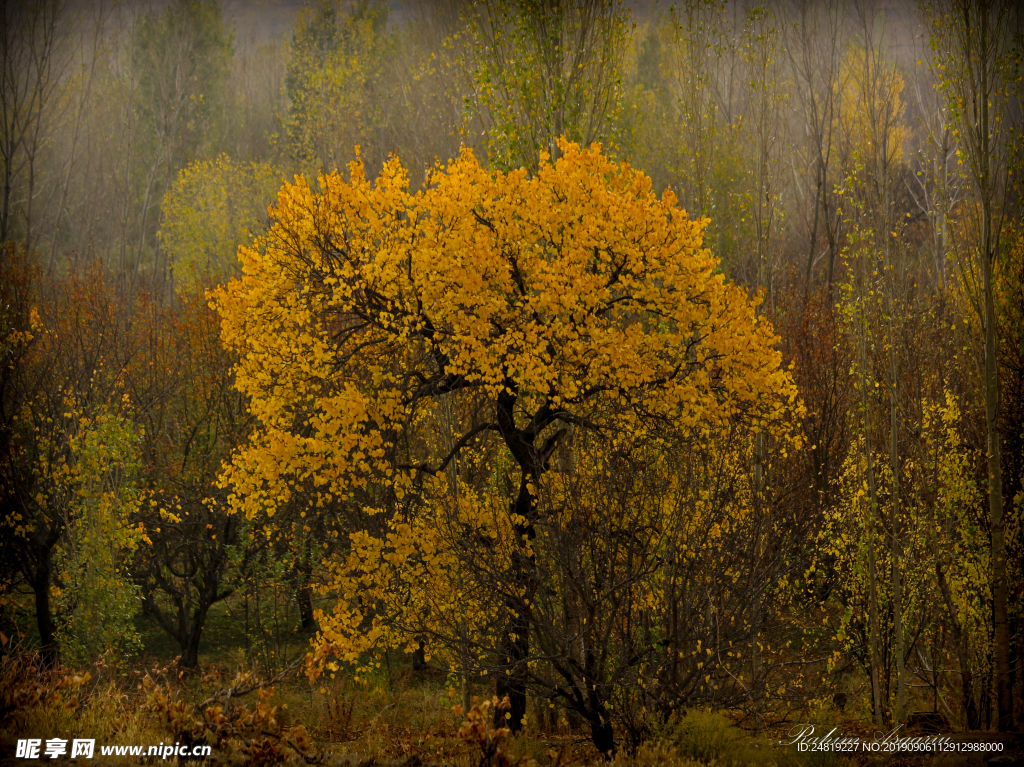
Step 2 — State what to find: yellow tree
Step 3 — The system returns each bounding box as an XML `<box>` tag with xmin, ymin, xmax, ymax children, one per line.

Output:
<box><xmin>158</xmin><ymin>155</ymin><xmax>280</xmax><ymax>292</ymax></box>
<box><xmin>455</xmin><ymin>0</ymin><xmax>629</xmax><ymax>172</ymax></box>
<box><xmin>909</xmin><ymin>393</ymin><xmax>988</xmax><ymax>727</ymax></box>
<box><xmin>214</xmin><ymin>139</ymin><xmax>798</xmax><ymax>739</ymax></box>
<box><xmin>837</xmin><ymin>33</ymin><xmax>911</xmax><ymax>725</ymax></box>
<box><xmin>284</xmin><ymin>0</ymin><xmax>389</xmax><ymax>174</ymax></box>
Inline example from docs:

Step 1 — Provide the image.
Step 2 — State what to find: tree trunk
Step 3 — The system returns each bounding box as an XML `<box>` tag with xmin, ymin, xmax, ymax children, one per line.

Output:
<box><xmin>495</xmin><ymin>597</ymin><xmax>529</xmax><ymax>732</ymax></box>
<box><xmin>31</xmin><ymin>557</ymin><xmax>58</xmax><ymax>667</ymax></box>
<box><xmin>412</xmin><ymin>639</ymin><xmax>426</xmax><ymax>671</ymax></box>
<box><xmin>587</xmin><ymin>708</ymin><xmax>615</xmax><ymax>757</ymax></box>
<box><xmin>494</xmin><ymin>471</ymin><xmax>535</xmax><ymax>734</ymax></box>
<box><xmin>492</xmin><ymin>384</ymin><xmax>562</xmax><ymax>735</ymax></box>
<box><xmin>584</xmin><ymin>646</ymin><xmax>616</xmax><ymax>756</ymax></box>
<box><xmin>181</xmin><ymin>620</ymin><xmax>203</xmax><ymax>668</ymax></box>
<box><xmin>294</xmin><ymin>555</ymin><xmax>314</xmax><ymax>631</ymax></box>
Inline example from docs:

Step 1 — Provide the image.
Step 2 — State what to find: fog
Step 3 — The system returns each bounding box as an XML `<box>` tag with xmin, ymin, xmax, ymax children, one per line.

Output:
<box><xmin>4</xmin><ymin>0</ymin><xmax>1010</xmax><ymax>295</ymax></box>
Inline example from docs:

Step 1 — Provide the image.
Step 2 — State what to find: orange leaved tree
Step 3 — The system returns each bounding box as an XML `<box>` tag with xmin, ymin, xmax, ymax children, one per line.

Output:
<box><xmin>214</xmin><ymin>140</ymin><xmax>798</xmax><ymax>743</ymax></box>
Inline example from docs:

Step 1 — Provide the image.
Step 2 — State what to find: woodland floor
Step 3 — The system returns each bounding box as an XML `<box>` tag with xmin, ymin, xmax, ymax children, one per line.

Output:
<box><xmin>1</xmin><ymin>599</ymin><xmax>1019</xmax><ymax>766</ymax></box>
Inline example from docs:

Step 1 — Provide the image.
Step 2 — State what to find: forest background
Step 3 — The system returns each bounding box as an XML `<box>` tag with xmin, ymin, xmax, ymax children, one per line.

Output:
<box><xmin>0</xmin><ymin>0</ymin><xmax>1022</xmax><ymax>763</ymax></box>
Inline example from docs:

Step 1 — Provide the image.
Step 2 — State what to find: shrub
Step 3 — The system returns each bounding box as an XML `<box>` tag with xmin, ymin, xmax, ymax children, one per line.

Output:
<box><xmin>660</xmin><ymin>709</ymin><xmax>759</xmax><ymax>765</ymax></box>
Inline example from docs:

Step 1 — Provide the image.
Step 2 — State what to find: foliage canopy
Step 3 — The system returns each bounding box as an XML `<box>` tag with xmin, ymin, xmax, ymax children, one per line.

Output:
<box><xmin>215</xmin><ymin>140</ymin><xmax>798</xmax><ymax>523</ymax></box>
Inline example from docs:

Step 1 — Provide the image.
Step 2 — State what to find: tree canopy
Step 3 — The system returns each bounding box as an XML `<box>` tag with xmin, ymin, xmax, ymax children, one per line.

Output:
<box><xmin>215</xmin><ymin>138</ymin><xmax>795</xmax><ymax>524</ymax></box>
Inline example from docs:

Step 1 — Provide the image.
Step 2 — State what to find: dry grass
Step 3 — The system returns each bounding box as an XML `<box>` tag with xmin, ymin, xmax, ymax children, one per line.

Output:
<box><xmin>3</xmin><ymin>646</ymin><xmax>946</xmax><ymax>767</ymax></box>
<box><xmin>0</xmin><ymin>644</ymin><xmax>165</xmax><ymax>764</ymax></box>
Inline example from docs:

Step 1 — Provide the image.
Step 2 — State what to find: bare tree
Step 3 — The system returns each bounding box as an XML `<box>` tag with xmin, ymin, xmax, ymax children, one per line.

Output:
<box><xmin>45</xmin><ymin>1</ymin><xmax>109</xmax><ymax>273</ymax></box>
<box><xmin>0</xmin><ymin>0</ymin><xmax>72</xmax><ymax>250</ymax></box>
<box><xmin>785</xmin><ymin>0</ymin><xmax>846</xmax><ymax>291</ymax></box>
<box><xmin>906</xmin><ymin>38</ymin><xmax>961</xmax><ymax>290</ymax></box>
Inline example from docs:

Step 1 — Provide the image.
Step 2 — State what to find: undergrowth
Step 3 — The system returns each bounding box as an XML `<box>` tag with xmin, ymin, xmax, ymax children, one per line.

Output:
<box><xmin>0</xmin><ymin>641</ymin><xmax>877</xmax><ymax>767</ymax></box>
<box><xmin>0</xmin><ymin>640</ymin><xmax>162</xmax><ymax>763</ymax></box>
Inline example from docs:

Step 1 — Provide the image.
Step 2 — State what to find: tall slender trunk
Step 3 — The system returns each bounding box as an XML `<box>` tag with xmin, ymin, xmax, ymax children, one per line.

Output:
<box><xmin>133</xmin><ymin>157</ymin><xmax>160</xmax><ymax>283</ymax></box>
<box><xmin>858</xmin><ymin>343</ymin><xmax>884</xmax><ymax>728</ymax></box>
<box><xmin>983</xmin><ymin>208</ymin><xmax>1010</xmax><ymax>730</ymax></box>
<box><xmin>932</xmin><ymin>128</ymin><xmax>949</xmax><ymax>288</ymax></box>
<box><xmin>884</xmin><ymin>163</ymin><xmax>905</xmax><ymax>725</ymax></box>
<box><xmin>855</xmin><ymin>238</ymin><xmax>885</xmax><ymax>726</ymax></box>
<box><xmin>888</xmin><ymin>338</ymin><xmax>905</xmax><ymax>721</ymax></box>
<box><xmin>48</xmin><ymin>5</ymin><xmax>103</xmax><ymax>272</ymax></box>
<box><xmin>491</xmin><ymin>383</ymin><xmax>568</xmax><ymax>735</ymax></box>
<box><xmin>805</xmin><ymin>162</ymin><xmax>822</xmax><ymax>285</ymax></box>
<box><xmin>974</xmin><ymin>1</ymin><xmax>1011</xmax><ymax>732</ymax></box>
<box><xmin>584</xmin><ymin>660</ymin><xmax>615</xmax><ymax>755</ymax></box>
<box><xmin>864</xmin><ymin>450</ymin><xmax>884</xmax><ymax>727</ymax></box>
<box><xmin>24</xmin><ymin>149</ymin><xmax>34</xmax><ymax>254</ymax></box>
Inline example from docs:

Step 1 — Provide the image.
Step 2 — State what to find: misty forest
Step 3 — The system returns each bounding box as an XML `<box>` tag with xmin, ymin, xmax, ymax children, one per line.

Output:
<box><xmin>1</xmin><ymin>0</ymin><xmax>1022</xmax><ymax>764</ymax></box>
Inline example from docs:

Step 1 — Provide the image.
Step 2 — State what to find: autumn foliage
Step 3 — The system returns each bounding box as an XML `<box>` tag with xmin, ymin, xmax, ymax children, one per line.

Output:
<box><xmin>2</xmin><ymin>0</ymin><xmax>1022</xmax><ymax>759</ymax></box>
<box><xmin>215</xmin><ymin>140</ymin><xmax>795</xmax><ymax>516</ymax></box>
